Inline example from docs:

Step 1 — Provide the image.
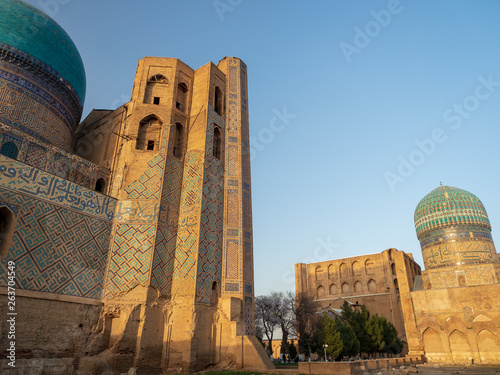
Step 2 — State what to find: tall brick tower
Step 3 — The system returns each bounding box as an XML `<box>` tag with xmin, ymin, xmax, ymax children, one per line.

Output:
<box><xmin>74</xmin><ymin>56</ymin><xmax>272</xmax><ymax>373</ymax></box>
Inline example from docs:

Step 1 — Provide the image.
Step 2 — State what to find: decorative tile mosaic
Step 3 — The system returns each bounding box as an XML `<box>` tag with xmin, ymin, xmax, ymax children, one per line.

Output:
<box><xmin>104</xmin><ymin>224</ymin><xmax>155</xmax><ymax>298</ymax></box>
<box><xmin>225</xmin><ymin>282</ymin><xmax>239</xmax><ymax>292</ymax></box>
<box><xmin>226</xmin><ymin>189</ymin><xmax>239</xmax><ymax>226</ymax></box>
<box><xmin>0</xmin><ymin>189</ymin><xmax>112</xmax><ymax>299</ymax></box>
<box><xmin>0</xmin><ymin>156</ymin><xmax>115</xmax><ymax>220</ymax></box>
<box><xmin>245</xmin><ymin>296</ymin><xmax>253</xmax><ymax>335</ymax></box>
<box><xmin>228</xmin><ymin>145</ymin><xmax>238</xmax><ymax>176</ymax></box>
<box><xmin>225</xmin><ymin>240</ymin><xmax>239</xmax><ymax>279</ymax></box>
<box><xmin>125</xmin><ymin>154</ymin><xmax>165</xmax><ymax>199</ymax></box>
<box><xmin>195</xmin><ymin>120</ymin><xmax>224</xmax><ymax>302</ymax></box>
<box><xmin>172</xmin><ymin>150</ymin><xmax>205</xmax><ymax>297</ymax></box>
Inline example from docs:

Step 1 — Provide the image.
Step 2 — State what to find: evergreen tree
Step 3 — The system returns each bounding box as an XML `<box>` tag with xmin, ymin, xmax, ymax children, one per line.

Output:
<box><xmin>336</xmin><ymin>319</ymin><xmax>360</xmax><ymax>358</ymax></box>
<box><xmin>366</xmin><ymin>314</ymin><xmax>403</xmax><ymax>354</ymax></box>
<box><xmin>317</xmin><ymin>312</ymin><xmax>343</xmax><ymax>360</ymax></box>
<box><xmin>340</xmin><ymin>301</ymin><xmax>371</xmax><ymax>354</ymax></box>
<box><xmin>366</xmin><ymin>314</ymin><xmax>386</xmax><ymax>352</ymax></box>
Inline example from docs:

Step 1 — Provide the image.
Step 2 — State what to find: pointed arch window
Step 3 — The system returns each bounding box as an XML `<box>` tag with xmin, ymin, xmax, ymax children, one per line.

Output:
<box><xmin>136</xmin><ymin>115</ymin><xmax>162</xmax><ymax>151</ymax></box>
<box><xmin>95</xmin><ymin>178</ymin><xmax>106</xmax><ymax>193</ymax></box>
<box><xmin>149</xmin><ymin>74</ymin><xmax>168</xmax><ymax>83</ymax></box>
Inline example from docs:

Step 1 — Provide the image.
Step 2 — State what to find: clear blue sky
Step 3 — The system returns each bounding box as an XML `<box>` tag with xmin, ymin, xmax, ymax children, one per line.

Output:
<box><xmin>25</xmin><ymin>0</ymin><xmax>500</xmax><ymax>296</ymax></box>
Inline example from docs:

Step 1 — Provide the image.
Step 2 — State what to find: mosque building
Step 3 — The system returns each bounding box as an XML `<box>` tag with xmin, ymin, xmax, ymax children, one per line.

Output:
<box><xmin>400</xmin><ymin>185</ymin><xmax>500</xmax><ymax>364</ymax></box>
<box><xmin>0</xmin><ymin>0</ymin><xmax>272</xmax><ymax>373</ymax></box>
<box><xmin>1</xmin><ymin>0</ymin><xmax>500</xmax><ymax>373</ymax></box>
<box><xmin>296</xmin><ymin>185</ymin><xmax>500</xmax><ymax>364</ymax></box>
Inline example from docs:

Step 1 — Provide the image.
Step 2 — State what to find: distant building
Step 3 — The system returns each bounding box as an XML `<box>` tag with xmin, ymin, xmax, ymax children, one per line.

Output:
<box><xmin>295</xmin><ymin>248</ymin><xmax>422</xmax><ymax>350</ymax></box>
<box><xmin>401</xmin><ymin>185</ymin><xmax>500</xmax><ymax>364</ymax></box>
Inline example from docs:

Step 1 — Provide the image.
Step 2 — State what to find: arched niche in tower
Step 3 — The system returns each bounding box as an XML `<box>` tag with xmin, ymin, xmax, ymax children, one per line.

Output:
<box><xmin>144</xmin><ymin>74</ymin><xmax>169</xmax><ymax>105</ymax></box>
<box><xmin>136</xmin><ymin>115</ymin><xmax>162</xmax><ymax>151</ymax></box>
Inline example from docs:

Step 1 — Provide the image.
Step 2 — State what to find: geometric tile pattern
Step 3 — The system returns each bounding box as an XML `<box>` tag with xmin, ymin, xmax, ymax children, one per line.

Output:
<box><xmin>414</xmin><ymin>185</ymin><xmax>491</xmax><ymax>238</ymax></box>
<box><xmin>228</xmin><ymin>102</ymin><xmax>238</xmax><ymax>133</ymax></box>
<box><xmin>172</xmin><ymin>150</ymin><xmax>205</xmax><ymax>297</ymax></box>
<box><xmin>52</xmin><ymin>152</ymin><xmax>71</xmax><ymax>179</ymax></box>
<box><xmin>151</xmin><ymin>155</ymin><xmax>184</xmax><ymax>297</ymax></box>
<box><xmin>228</xmin><ymin>66</ymin><xmax>238</xmax><ymax>93</ymax></box>
<box><xmin>195</xmin><ymin>126</ymin><xmax>224</xmax><ymax>303</ymax></box>
<box><xmin>243</xmin><ymin>192</ymin><xmax>251</xmax><ymax>229</ymax></box>
<box><xmin>0</xmin><ymin>68</ymin><xmax>74</xmax><ymax>150</ymax></box>
<box><xmin>104</xmin><ymin>224</ymin><xmax>155</xmax><ymax>298</ymax></box>
<box><xmin>245</xmin><ymin>296</ymin><xmax>253</xmax><ymax>335</ymax></box>
<box><xmin>225</xmin><ymin>282</ymin><xmax>239</xmax><ymax>292</ymax></box>
<box><xmin>24</xmin><ymin>142</ymin><xmax>47</xmax><ymax>169</ymax></box>
<box><xmin>243</xmin><ymin>241</ymin><xmax>252</xmax><ymax>282</ymax></box>
<box><xmin>222</xmin><ymin>59</ymin><xmax>255</xmax><ymax>334</ymax></box>
<box><xmin>225</xmin><ymin>240</ymin><xmax>239</xmax><ymax>279</ymax></box>
<box><xmin>228</xmin><ymin>145</ymin><xmax>238</xmax><ymax>176</ymax></box>
<box><xmin>0</xmin><ymin>189</ymin><xmax>112</xmax><ymax>299</ymax></box>
<box><xmin>227</xmin><ymin>189</ymin><xmax>239</xmax><ymax>226</ymax></box>
<box><xmin>0</xmin><ymin>123</ymin><xmax>110</xmax><ymax>190</ymax></box>
<box><xmin>124</xmin><ymin>154</ymin><xmax>165</xmax><ymax>199</ymax></box>
<box><xmin>415</xmin><ymin>185</ymin><xmax>498</xmax><ymax>269</ymax></box>
<box><xmin>0</xmin><ymin>156</ymin><xmax>116</xmax><ymax>220</ymax></box>
<box><xmin>150</xmin><ymin>225</ymin><xmax>177</xmax><ymax>297</ymax></box>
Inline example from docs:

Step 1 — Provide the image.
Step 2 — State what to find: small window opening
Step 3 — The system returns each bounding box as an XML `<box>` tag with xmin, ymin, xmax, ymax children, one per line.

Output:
<box><xmin>213</xmin><ymin>127</ymin><xmax>222</xmax><ymax>160</ymax></box>
<box><xmin>211</xmin><ymin>281</ymin><xmax>218</xmax><ymax>305</ymax></box>
<box><xmin>147</xmin><ymin>140</ymin><xmax>155</xmax><ymax>150</ymax></box>
<box><xmin>95</xmin><ymin>178</ymin><xmax>106</xmax><ymax>193</ymax></box>
<box><xmin>153</xmin><ymin>97</ymin><xmax>160</xmax><ymax>105</ymax></box>
<box><xmin>176</xmin><ymin>102</ymin><xmax>181</xmax><ymax>109</ymax></box>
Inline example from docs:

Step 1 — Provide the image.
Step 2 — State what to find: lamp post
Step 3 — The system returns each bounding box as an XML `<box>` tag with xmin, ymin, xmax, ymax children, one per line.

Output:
<box><xmin>323</xmin><ymin>344</ymin><xmax>328</xmax><ymax>362</ymax></box>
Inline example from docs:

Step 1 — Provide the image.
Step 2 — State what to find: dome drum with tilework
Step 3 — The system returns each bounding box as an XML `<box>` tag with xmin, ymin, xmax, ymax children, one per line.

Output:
<box><xmin>0</xmin><ymin>0</ymin><xmax>86</xmax><ymax>151</ymax></box>
<box><xmin>414</xmin><ymin>186</ymin><xmax>498</xmax><ymax>270</ymax></box>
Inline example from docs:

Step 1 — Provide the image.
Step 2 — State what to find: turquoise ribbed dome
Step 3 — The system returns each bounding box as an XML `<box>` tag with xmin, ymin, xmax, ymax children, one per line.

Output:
<box><xmin>414</xmin><ymin>185</ymin><xmax>490</xmax><ymax>239</ymax></box>
<box><xmin>0</xmin><ymin>0</ymin><xmax>86</xmax><ymax>103</ymax></box>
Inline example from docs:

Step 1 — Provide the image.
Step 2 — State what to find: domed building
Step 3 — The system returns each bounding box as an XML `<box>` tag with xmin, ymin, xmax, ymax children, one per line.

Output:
<box><xmin>0</xmin><ymin>1</ymin><xmax>267</xmax><ymax>373</ymax></box>
<box><xmin>0</xmin><ymin>0</ymin><xmax>85</xmax><ymax>151</ymax></box>
<box><xmin>400</xmin><ymin>185</ymin><xmax>500</xmax><ymax>364</ymax></box>
<box><xmin>415</xmin><ymin>185</ymin><xmax>499</xmax><ymax>288</ymax></box>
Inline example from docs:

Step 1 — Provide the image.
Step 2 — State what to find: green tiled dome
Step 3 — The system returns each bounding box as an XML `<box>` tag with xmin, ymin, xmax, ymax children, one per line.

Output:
<box><xmin>414</xmin><ymin>185</ymin><xmax>490</xmax><ymax>239</ymax></box>
<box><xmin>0</xmin><ymin>0</ymin><xmax>86</xmax><ymax>103</ymax></box>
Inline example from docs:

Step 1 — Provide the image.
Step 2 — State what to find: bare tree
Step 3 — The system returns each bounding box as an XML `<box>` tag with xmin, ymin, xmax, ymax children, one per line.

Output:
<box><xmin>294</xmin><ymin>292</ymin><xmax>320</xmax><ymax>356</ymax></box>
<box><xmin>255</xmin><ymin>294</ymin><xmax>280</xmax><ymax>355</ymax></box>
<box><xmin>275</xmin><ymin>291</ymin><xmax>296</xmax><ymax>359</ymax></box>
